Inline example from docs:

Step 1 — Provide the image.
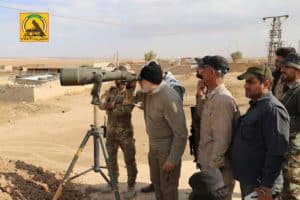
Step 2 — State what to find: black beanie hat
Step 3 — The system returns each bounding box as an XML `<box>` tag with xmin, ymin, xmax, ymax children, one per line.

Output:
<box><xmin>139</xmin><ymin>62</ymin><xmax>163</xmax><ymax>84</ymax></box>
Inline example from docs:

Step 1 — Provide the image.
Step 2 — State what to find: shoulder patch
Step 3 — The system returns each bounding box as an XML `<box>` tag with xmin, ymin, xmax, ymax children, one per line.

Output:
<box><xmin>172</xmin><ymin>101</ymin><xmax>178</xmax><ymax>113</ymax></box>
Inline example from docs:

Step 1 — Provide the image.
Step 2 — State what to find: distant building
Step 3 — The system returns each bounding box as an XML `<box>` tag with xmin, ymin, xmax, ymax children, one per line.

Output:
<box><xmin>14</xmin><ymin>74</ymin><xmax>58</xmax><ymax>85</ymax></box>
<box><xmin>0</xmin><ymin>65</ymin><xmax>13</xmax><ymax>72</ymax></box>
<box><xmin>17</xmin><ymin>65</ymin><xmax>61</xmax><ymax>74</ymax></box>
<box><xmin>93</xmin><ymin>62</ymin><xmax>115</xmax><ymax>70</ymax></box>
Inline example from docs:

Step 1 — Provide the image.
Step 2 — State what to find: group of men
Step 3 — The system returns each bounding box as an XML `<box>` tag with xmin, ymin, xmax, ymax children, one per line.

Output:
<box><xmin>98</xmin><ymin>48</ymin><xmax>299</xmax><ymax>200</ymax></box>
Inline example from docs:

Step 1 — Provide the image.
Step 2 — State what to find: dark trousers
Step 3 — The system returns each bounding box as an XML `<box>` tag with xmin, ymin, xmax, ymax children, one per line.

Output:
<box><xmin>240</xmin><ymin>184</ymin><xmax>257</xmax><ymax>200</ymax></box>
<box><xmin>240</xmin><ymin>183</ymin><xmax>280</xmax><ymax>200</ymax></box>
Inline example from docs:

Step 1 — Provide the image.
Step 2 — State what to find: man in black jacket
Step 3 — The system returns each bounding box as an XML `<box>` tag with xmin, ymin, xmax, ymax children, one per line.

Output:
<box><xmin>232</xmin><ymin>65</ymin><xmax>290</xmax><ymax>200</ymax></box>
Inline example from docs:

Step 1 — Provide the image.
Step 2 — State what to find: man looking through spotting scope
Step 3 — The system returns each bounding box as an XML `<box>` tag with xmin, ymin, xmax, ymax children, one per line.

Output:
<box><xmin>140</xmin><ymin>62</ymin><xmax>186</xmax><ymax>194</ymax></box>
<box><xmin>134</xmin><ymin>62</ymin><xmax>187</xmax><ymax>200</ymax></box>
<box><xmin>98</xmin><ymin>66</ymin><xmax>138</xmax><ymax>200</ymax></box>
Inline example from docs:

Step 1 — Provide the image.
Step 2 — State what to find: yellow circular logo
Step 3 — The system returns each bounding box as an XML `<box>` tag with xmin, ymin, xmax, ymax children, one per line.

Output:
<box><xmin>20</xmin><ymin>13</ymin><xmax>49</xmax><ymax>42</ymax></box>
<box><xmin>22</xmin><ymin>14</ymin><xmax>47</xmax><ymax>36</ymax></box>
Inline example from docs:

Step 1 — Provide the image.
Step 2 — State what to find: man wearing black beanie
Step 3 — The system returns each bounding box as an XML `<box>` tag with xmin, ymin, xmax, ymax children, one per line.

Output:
<box><xmin>135</xmin><ymin>62</ymin><xmax>188</xmax><ymax>200</ymax></box>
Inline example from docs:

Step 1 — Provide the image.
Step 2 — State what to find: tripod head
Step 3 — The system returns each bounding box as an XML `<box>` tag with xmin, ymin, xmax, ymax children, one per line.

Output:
<box><xmin>90</xmin><ymin>73</ymin><xmax>102</xmax><ymax>105</ymax></box>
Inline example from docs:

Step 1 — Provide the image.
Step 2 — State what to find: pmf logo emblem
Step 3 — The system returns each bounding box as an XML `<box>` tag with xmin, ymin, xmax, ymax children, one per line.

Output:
<box><xmin>20</xmin><ymin>13</ymin><xmax>49</xmax><ymax>42</ymax></box>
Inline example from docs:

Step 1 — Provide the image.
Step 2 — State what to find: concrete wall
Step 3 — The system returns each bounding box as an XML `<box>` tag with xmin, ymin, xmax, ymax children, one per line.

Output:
<box><xmin>0</xmin><ymin>85</ymin><xmax>35</xmax><ymax>102</ymax></box>
<box><xmin>33</xmin><ymin>80</ymin><xmax>90</xmax><ymax>101</ymax></box>
<box><xmin>0</xmin><ymin>80</ymin><xmax>92</xmax><ymax>102</ymax></box>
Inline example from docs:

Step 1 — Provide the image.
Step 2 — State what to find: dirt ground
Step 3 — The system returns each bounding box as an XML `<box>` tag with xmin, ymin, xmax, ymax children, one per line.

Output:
<box><xmin>0</xmin><ymin>70</ymin><xmax>248</xmax><ymax>199</ymax></box>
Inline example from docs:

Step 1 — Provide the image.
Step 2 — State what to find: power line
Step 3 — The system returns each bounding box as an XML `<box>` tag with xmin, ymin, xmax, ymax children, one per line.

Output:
<box><xmin>0</xmin><ymin>3</ymin><xmax>123</xmax><ymax>26</ymax></box>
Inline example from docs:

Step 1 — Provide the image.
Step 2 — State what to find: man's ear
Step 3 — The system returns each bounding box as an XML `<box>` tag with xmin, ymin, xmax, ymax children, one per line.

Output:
<box><xmin>263</xmin><ymin>79</ymin><xmax>272</xmax><ymax>90</ymax></box>
<box><xmin>296</xmin><ymin>69</ymin><xmax>300</xmax><ymax>79</ymax></box>
<box><xmin>209</xmin><ymin>67</ymin><xmax>215</xmax><ymax>75</ymax></box>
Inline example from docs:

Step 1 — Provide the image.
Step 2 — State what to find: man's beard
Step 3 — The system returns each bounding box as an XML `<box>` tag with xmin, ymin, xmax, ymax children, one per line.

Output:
<box><xmin>246</xmin><ymin>89</ymin><xmax>262</xmax><ymax>100</ymax></box>
<box><xmin>281</xmin><ymin>73</ymin><xmax>295</xmax><ymax>83</ymax></box>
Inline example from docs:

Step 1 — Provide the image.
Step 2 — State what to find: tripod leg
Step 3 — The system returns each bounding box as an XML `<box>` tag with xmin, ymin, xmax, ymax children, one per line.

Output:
<box><xmin>52</xmin><ymin>132</ymin><xmax>91</xmax><ymax>200</ymax></box>
<box><xmin>99</xmin><ymin>132</ymin><xmax>121</xmax><ymax>200</ymax></box>
<box><xmin>94</xmin><ymin>134</ymin><xmax>100</xmax><ymax>170</ymax></box>
<box><xmin>93</xmin><ymin>133</ymin><xmax>110</xmax><ymax>184</ymax></box>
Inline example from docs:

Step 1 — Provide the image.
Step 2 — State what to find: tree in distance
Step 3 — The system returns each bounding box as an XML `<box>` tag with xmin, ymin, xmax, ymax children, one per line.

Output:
<box><xmin>231</xmin><ymin>51</ymin><xmax>243</xmax><ymax>62</ymax></box>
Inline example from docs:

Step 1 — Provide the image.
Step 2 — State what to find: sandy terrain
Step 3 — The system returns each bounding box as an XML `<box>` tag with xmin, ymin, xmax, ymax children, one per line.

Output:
<box><xmin>0</xmin><ymin>71</ymin><xmax>248</xmax><ymax>199</ymax></box>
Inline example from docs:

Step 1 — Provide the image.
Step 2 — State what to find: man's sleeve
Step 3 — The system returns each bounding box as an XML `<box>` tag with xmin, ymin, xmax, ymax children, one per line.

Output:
<box><xmin>110</xmin><ymin>89</ymin><xmax>135</xmax><ymax>115</ymax></box>
<box><xmin>290</xmin><ymin>90</ymin><xmax>300</xmax><ymax>133</ymax></box>
<box><xmin>297</xmin><ymin>90</ymin><xmax>300</xmax><ymax>114</ymax></box>
<box><xmin>164</xmin><ymin>98</ymin><xmax>188</xmax><ymax>165</ymax></box>
<box><xmin>261</xmin><ymin>105</ymin><xmax>289</xmax><ymax>188</ymax></box>
<box><xmin>196</xmin><ymin>96</ymin><xmax>206</xmax><ymax>118</ymax></box>
<box><xmin>210</xmin><ymin>97</ymin><xmax>237</xmax><ymax>168</ymax></box>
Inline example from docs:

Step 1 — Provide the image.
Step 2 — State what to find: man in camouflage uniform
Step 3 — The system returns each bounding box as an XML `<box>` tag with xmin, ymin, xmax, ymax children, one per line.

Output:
<box><xmin>272</xmin><ymin>47</ymin><xmax>296</xmax><ymax>99</ymax></box>
<box><xmin>280</xmin><ymin>53</ymin><xmax>300</xmax><ymax>200</ymax></box>
<box><xmin>270</xmin><ymin>47</ymin><xmax>296</xmax><ymax>198</ymax></box>
<box><xmin>99</xmin><ymin>66</ymin><xmax>138</xmax><ymax>200</ymax></box>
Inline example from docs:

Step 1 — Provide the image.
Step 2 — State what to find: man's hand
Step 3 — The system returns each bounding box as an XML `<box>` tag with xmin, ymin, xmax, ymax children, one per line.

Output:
<box><xmin>196</xmin><ymin>79</ymin><xmax>206</xmax><ymax>99</ymax></box>
<box><xmin>105</xmin><ymin>102</ymin><xmax>116</xmax><ymax>110</ymax></box>
<box><xmin>162</xmin><ymin>161</ymin><xmax>175</xmax><ymax>173</ymax></box>
<box><xmin>255</xmin><ymin>186</ymin><xmax>273</xmax><ymax>200</ymax></box>
<box><xmin>114</xmin><ymin>96</ymin><xmax>124</xmax><ymax>104</ymax></box>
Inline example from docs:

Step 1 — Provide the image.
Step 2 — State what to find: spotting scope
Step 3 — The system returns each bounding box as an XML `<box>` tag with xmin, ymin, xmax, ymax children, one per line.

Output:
<box><xmin>60</xmin><ymin>67</ymin><xmax>138</xmax><ymax>86</ymax></box>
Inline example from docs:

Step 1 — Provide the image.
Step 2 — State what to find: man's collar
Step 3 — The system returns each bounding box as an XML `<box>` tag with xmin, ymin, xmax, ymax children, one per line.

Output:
<box><xmin>149</xmin><ymin>82</ymin><xmax>165</xmax><ymax>95</ymax></box>
<box><xmin>249</xmin><ymin>91</ymin><xmax>272</xmax><ymax>106</ymax></box>
<box><xmin>206</xmin><ymin>83</ymin><xmax>225</xmax><ymax>99</ymax></box>
<box><xmin>286</xmin><ymin>79</ymin><xmax>300</xmax><ymax>89</ymax></box>
<box><xmin>118</xmin><ymin>87</ymin><xmax>126</xmax><ymax>93</ymax></box>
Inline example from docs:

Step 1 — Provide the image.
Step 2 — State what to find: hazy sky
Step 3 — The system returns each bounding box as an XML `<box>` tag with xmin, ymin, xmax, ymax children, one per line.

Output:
<box><xmin>0</xmin><ymin>0</ymin><xmax>299</xmax><ymax>58</ymax></box>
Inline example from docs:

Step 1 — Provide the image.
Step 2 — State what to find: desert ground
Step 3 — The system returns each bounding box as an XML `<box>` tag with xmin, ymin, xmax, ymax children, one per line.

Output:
<box><xmin>0</xmin><ymin>59</ymin><xmax>251</xmax><ymax>200</ymax></box>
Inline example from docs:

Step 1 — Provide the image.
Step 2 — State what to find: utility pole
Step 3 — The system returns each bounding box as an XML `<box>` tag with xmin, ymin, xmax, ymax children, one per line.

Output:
<box><xmin>116</xmin><ymin>51</ymin><xmax>119</xmax><ymax>67</ymax></box>
<box><xmin>113</xmin><ymin>51</ymin><xmax>119</xmax><ymax>67</ymax></box>
<box><xmin>263</xmin><ymin>15</ymin><xmax>289</xmax><ymax>68</ymax></box>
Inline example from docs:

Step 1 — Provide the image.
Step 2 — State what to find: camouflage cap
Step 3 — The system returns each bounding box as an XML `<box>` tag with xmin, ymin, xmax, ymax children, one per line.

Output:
<box><xmin>237</xmin><ymin>65</ymin><xmax>273</xmax><ymax>80</ymax></box>
<box><xmin>281</xmin><ymin>53</ymin><xmax>300</xmax><ymax>70</ymax></box>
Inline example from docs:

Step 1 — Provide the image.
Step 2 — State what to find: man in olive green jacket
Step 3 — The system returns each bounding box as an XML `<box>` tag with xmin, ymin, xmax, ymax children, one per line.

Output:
<box><xmin>135</xmin><ymin>62</ymin><xmax>188</xmax><ymax>200</ymax></box>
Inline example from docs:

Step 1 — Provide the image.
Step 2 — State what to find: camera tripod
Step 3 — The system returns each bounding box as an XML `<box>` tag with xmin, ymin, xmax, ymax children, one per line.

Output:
<box><xmin>53</xmin><ymin>81</ymin><xmax>120</xmax><ymax>200</ymax></box>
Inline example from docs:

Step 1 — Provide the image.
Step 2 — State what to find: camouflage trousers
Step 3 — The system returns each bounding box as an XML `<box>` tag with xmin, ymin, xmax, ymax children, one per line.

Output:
<box><xmin>282</xmin><ymin>133</ymin><xmax>300</xmax><ymax>200</ymax></box>
<box><xmin>106</xmin><ymin>126</ymin><xmax>137</xmax><ymax>188</ymax></box>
